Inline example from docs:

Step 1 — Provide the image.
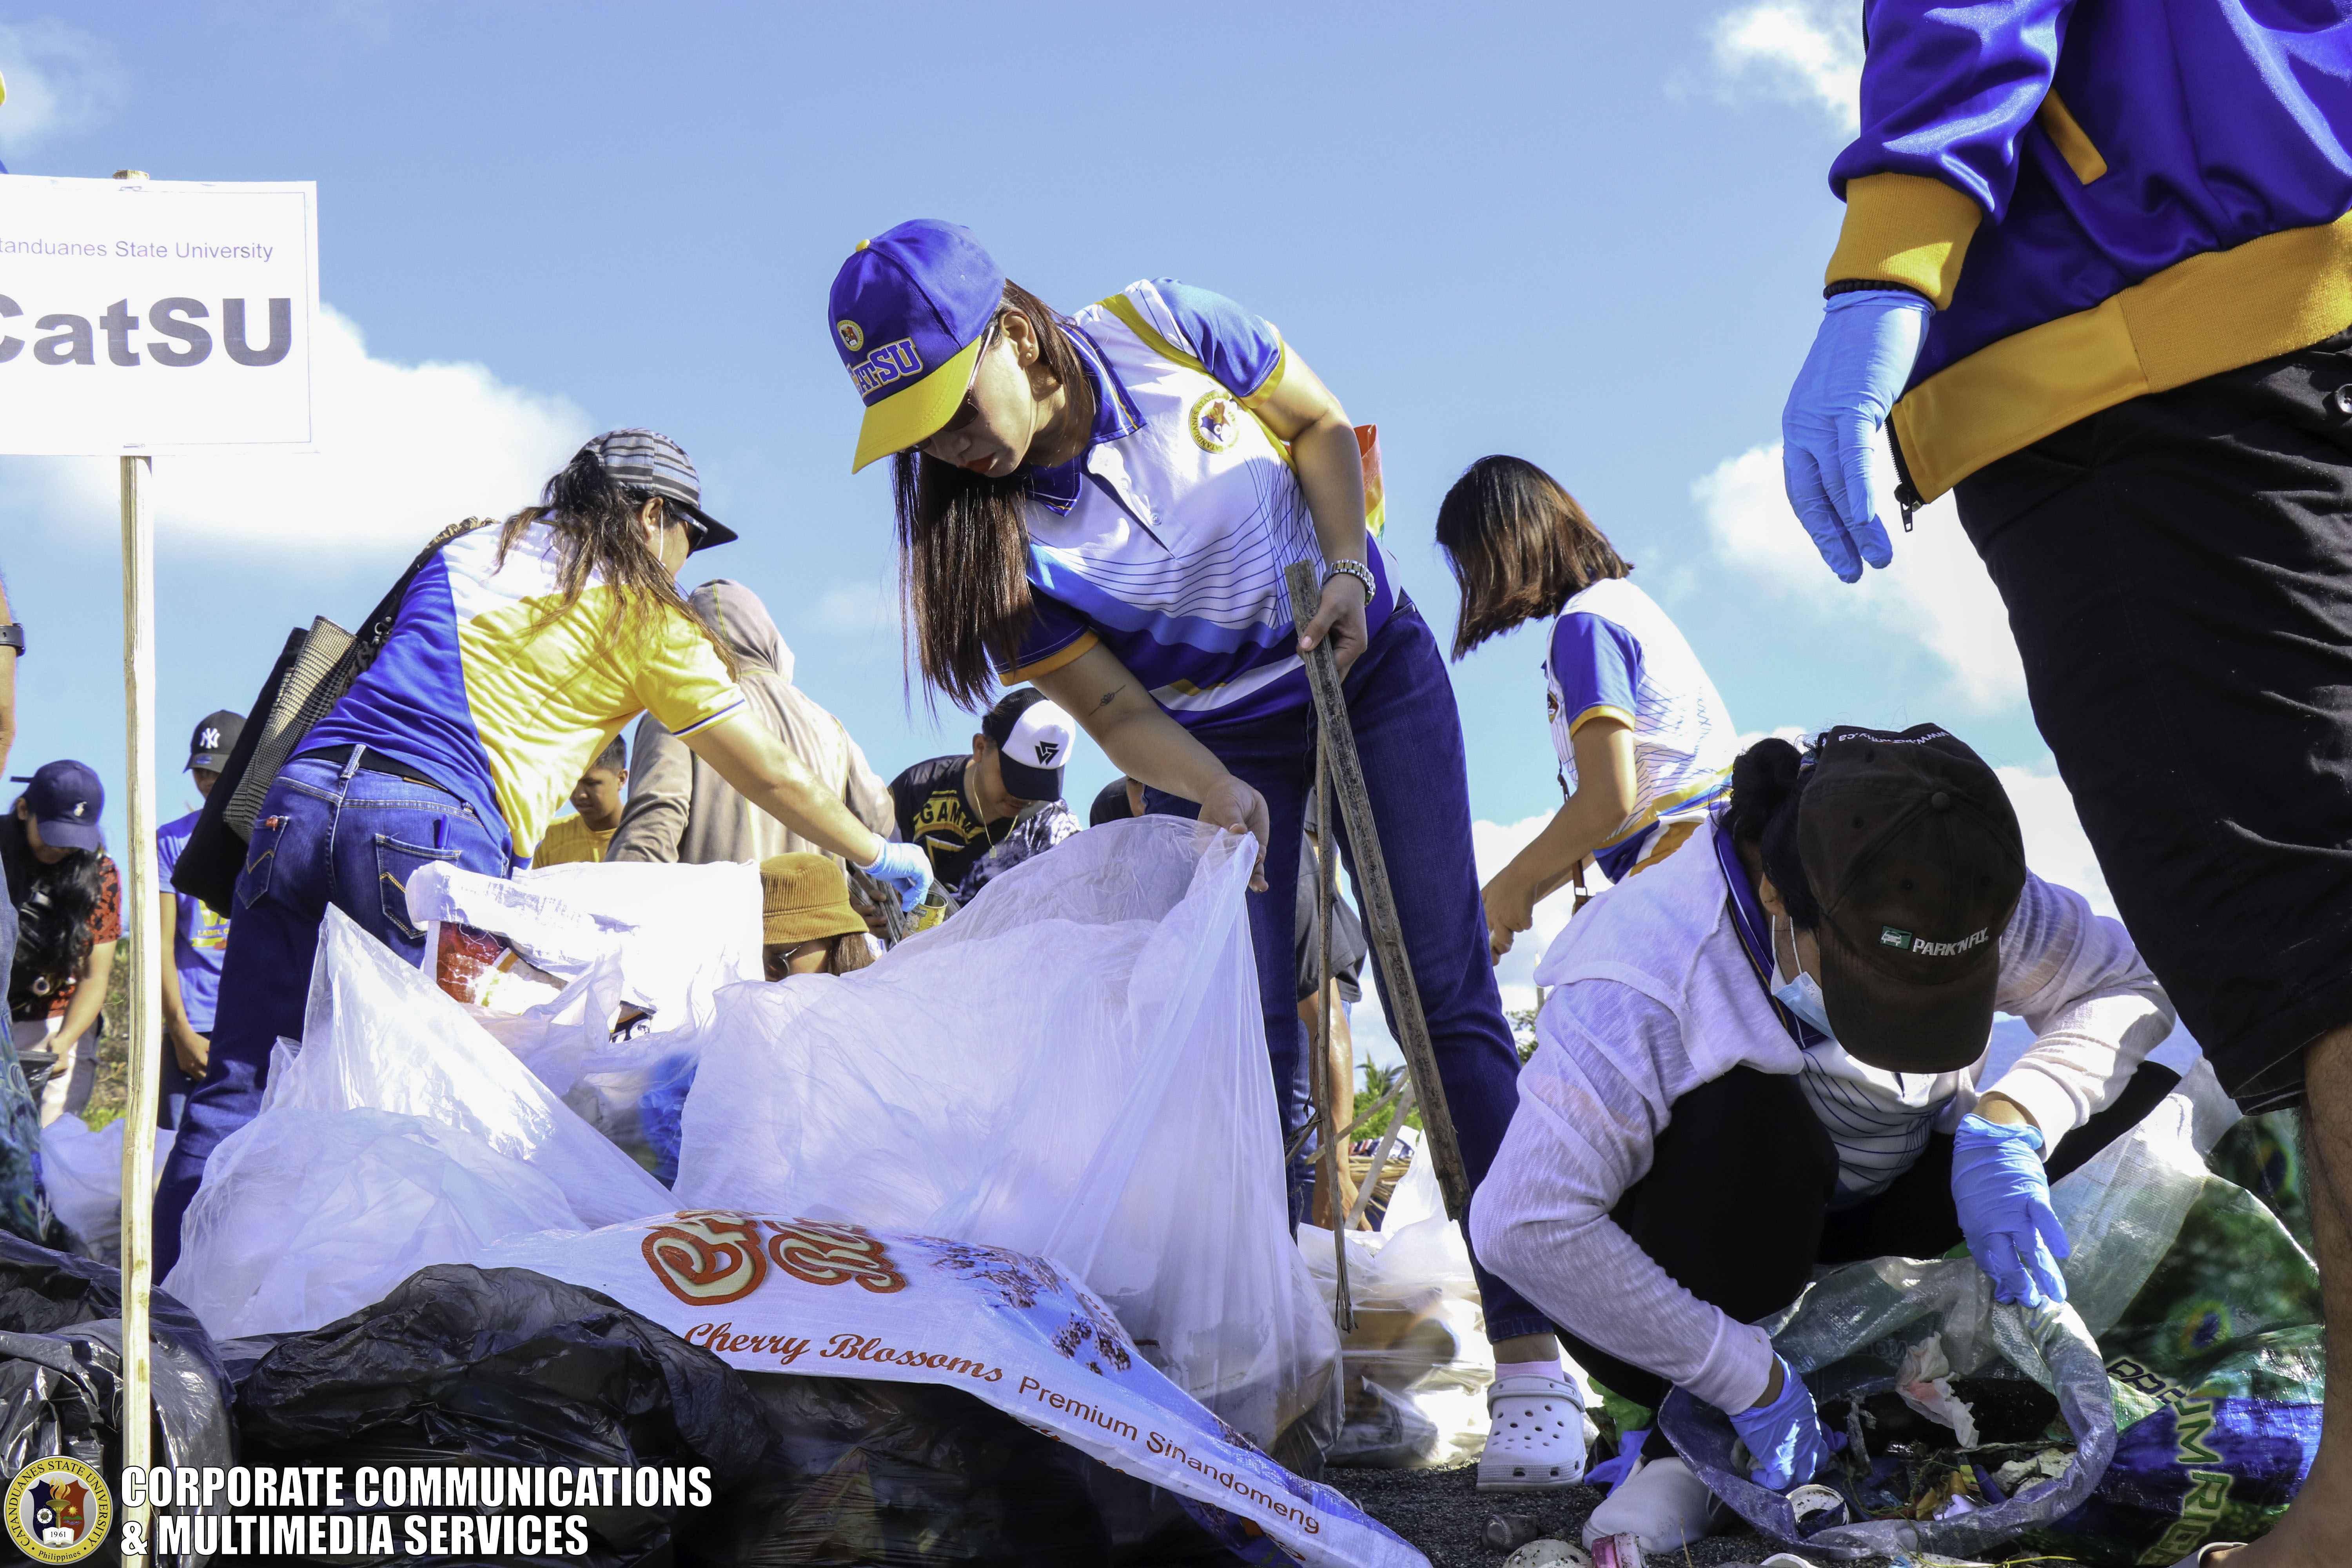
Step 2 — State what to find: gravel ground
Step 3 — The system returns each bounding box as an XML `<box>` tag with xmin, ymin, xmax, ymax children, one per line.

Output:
<box><xmin>1327</xmin><ymin>1463</ymin><xmax>1887</xmax><ymax>1567</ymax></box>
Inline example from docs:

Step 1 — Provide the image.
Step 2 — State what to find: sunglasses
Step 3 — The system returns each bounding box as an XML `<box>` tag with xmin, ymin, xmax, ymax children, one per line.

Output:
<box><xmin>918</xmin><ymin>321</ymin><xmax>1001</xmax><ymax>455</ymax></box>
<box><xmin>653</xmin><ymin>496</ymin><xmax>707</xmax><ymax>547</ymax></box>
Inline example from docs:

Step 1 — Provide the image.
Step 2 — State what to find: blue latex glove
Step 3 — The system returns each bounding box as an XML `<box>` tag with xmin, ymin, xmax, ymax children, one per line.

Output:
<box><xmin>1586</xmin><ymin>1428</ymin><xmax>1650</xmax><ymax>1494</ymax></box>
<box><xmin>1780</xmin><ymin>289</ymin><xmax>1931</xmax><ymax>582</ymax></box>
<box><xmin>1952</xmin><ymin>1112</ymin><xmax>2071</xmax><ymax>1307</ymax></box>
<box><xmin>859</xmin><ymin>840</ymin><xmax>934</xmax><ymax>914</ymax></box>
<box><xmin>1728</xmin><ymin>1356</ymin><xmax>1843</xmax><ymax>1492</ymax></box>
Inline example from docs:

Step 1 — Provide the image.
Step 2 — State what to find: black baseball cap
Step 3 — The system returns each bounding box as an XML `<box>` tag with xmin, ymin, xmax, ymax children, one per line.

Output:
<box><xmin>186</xmin><ymin>710</ymin><xmax>245</xmax><ymax>773</ymax></box>
<box><xmin>10</xmin><ymin>759</ymin><xmax>105</xmax><ymax>852</ymax></box>
<box><xmin>579</xmin><ymin>428</ymin><xmax>738</xmax><ymax>552</ymax></box>
<box><xmin>1799</xmin><ymin>724</ymin><xmax>2027</xmax><ymax>1073</ymax></box>
<box><xmin>981</xmin><ymin>688</ymin><xmax>1076</xmax><ymax>802</ymax></box>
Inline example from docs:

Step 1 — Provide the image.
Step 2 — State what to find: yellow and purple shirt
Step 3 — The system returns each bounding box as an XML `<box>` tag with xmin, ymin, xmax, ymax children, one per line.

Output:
<box><xmin>999</xmin><ymin>280</ymin><xmax>1396</xmax><ymax>731</ymax></box>
<box><xmin>1544</xmin><ymin>578</ymin><xmax>1734</xmax><ymax>882</ymax></box>
<box><xmin>307</xmin><ymin>523</ymin><xmax>745</xmax><ymax>862</ymax></box>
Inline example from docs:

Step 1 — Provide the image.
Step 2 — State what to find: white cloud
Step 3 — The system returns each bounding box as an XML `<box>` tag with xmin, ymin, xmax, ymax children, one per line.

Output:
<box><xmin>814</xmin><ymin>580</ymin><xmax>900</xmax><ymax>636</ymax></box>
<box><xmin>1695</xmin><ymin>441</ymin><xmax>2026</xmax><ymax>712</ymax></box>
<box><xmin>0</xmin><ymin>20</ymin><xmax>127</xmax><ymax>160</ymax></box>
<box><xmin>1</xmin><ymin>305</ymin><xmax>593</xmax><ymax>564</ymax></box>
<box><xmin>1707</xmin><ymin>0</ymin><xmax>1862</xmax><ymax>132</ymax></box>
<box><xmin>1351</xmin><ymin>810</ymin><xmax>1583</xmax><ymax>1073</ymax></box>
<box><xmin>1996</xmin><ymin>761</ymin><xmax>2116</xmax><ymax>917</ymax></box>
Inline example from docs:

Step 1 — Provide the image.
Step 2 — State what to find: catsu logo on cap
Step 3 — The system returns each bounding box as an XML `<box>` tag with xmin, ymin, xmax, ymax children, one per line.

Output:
<box><xmin>836</xmin><ymin>319</ymin><xmax>864</xmax><ymax>353</ymax></box>
<box><xmin>1033</xmin><ymin>739</ymin><xmax>1061</xmax><ymax>765</ymax></box>
<box><xmin>849</xmin><ymin>338</ymin><xmax>923</xmax><ymax>397</ymax></box>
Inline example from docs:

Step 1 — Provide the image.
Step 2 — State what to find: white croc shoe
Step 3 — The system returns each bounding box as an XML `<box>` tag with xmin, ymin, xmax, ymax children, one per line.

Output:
<box><xmin>2171</xmin><ymin>1547</ymin><xmax>2245</xmax><ymax>1568</ymax></box>
<box><xmin>1477</xmin><ymin>1373</ymin><xmax>1599</xmax><ymax>1490</ymax></box>
<box><xmin>1580</xmin><ymin>1455</ymin><xmax>1715</xmax><ymax>1554</ymax></box>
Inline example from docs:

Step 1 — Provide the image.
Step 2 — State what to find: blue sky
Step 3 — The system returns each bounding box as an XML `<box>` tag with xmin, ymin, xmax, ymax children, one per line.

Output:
<box><xmin>0</xmin><ymin>3</ymin><xmax>2114</xmax><ymax>1013</ymax></box>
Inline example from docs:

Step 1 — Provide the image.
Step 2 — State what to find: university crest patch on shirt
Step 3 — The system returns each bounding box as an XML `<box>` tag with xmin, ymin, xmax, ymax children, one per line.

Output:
<box><xmin>1187</xmin><ymin>390</ymin><xmax>1244</xmax><ymax>453</ymax></box>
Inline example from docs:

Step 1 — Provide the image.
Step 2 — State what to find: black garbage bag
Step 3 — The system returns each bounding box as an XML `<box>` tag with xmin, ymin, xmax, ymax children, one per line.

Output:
<box><xmin>232</xmin><ymin>1265</ymin><xmax>775</xmax><ymax>1568</ymax></box>
<box><xmin>692</xmin><ymin>1374</ymin><xmax>1246</xmax><ymax>1568</ymax></box>
<box><xmin>0</xmin><ymin>1232</ymin><xmax>239</xmax><ymax>1568</ymax></box>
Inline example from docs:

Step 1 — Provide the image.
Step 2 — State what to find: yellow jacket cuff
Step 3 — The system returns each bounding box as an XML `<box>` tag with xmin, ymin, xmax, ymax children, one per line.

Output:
<box><xmin>1826</xmin><ymin>172</ymin><xmax>1986</xmax><ymax>310</ymax></box>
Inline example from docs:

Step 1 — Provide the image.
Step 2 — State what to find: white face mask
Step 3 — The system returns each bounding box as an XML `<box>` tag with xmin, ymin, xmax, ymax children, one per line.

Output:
<box><xmin>1770</xmin><ymin>916</ymin><xmax>1838</xmax><ymax>1040</ymax></box>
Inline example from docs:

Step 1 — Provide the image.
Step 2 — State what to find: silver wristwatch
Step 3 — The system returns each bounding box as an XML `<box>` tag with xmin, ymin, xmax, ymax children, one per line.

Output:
<box><xmin>1323</xmin><ymin>558</ymin><xmax>1376</xmax><ymax>601</ymax></box>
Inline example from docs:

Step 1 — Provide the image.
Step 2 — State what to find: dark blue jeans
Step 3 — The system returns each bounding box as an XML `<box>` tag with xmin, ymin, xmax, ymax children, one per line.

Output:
<box><xmin>152</xmin><ymin>752</ymin><xmax>508</xmax><ymax>1276</ymax></box>
<box><xmin>1146</xmin><ymin>603</ymin><xmax>1552</xmax><ymax>1344</ymax></box>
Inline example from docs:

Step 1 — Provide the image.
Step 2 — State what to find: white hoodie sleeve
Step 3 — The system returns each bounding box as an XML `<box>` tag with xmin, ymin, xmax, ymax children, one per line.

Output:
<box><xmin>1470</xmin><ymin>980</ymin><xmax>1779</xmax><ymax>1415</ymax></box>
<box><xmin>1984</xmin><ymin>874</ymin><xmax>2175</xmax><ymax>1149</ymax></box>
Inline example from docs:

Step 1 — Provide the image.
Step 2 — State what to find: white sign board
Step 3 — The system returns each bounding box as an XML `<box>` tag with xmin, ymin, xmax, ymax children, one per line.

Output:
<box><xmin>0</xmin><ymin>173</ymin><xmax>318</xmax><ymax>454</ymax></box>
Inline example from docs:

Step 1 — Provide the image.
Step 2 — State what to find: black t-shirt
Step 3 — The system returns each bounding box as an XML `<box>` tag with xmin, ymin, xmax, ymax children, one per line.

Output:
<box><xmin>889</xmin><ymin>754</ymin><xmax>1012</xmax><ymax>892</ymax></box>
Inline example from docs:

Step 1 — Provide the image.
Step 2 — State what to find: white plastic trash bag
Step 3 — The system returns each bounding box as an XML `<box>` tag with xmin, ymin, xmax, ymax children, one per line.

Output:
<box><xmin>166</xmin><ymin>905</ymin><xmax>673</xmax><ymax>1339</ymax></box>
<box><xmin>406</xmin><ymin>858</ymin><xmax>760</xmax><ymax>1095</ymax></box>
<box><xmin>674</xmin><ymin>815</ymin><xmax>1338</xmax><ymax>1447</ymax></box>
<box><xmin>1300</xmin><ymin>1134</ymin><xmax>1498</xmax><ymax>1468</ymax></box>
<box><xmin>38</xmin><ymin>1115</ymin><xmax>173</xmax><ymax>1263</ymax></box>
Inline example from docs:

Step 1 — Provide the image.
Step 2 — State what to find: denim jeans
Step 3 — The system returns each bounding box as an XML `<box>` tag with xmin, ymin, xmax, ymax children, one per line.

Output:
<box><xmin>152</xmin><ymin>751</ymin><xmax>508</xmax><ymax>1276</ymax></box>
<box><xmin>1145</xmin><ymin>601</ymin><xmax>1552</xmax><ymax>1343</ymax></box>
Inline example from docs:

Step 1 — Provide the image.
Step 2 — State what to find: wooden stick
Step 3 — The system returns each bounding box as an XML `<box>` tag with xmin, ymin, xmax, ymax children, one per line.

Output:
<box><xmin>1282</xmin><ymin>561</ymin><xmax>1470</xmax><ymax>1219</ymax></box>
<box><xmin>1314</xmin><ymin>732</ymin><xmax>1353</xmax><ymax>1329</ymax></box>
<box><xmin>1344</xmin><ymin>1079</ymin><xmax>1416</xmax><ymax>1232</ymax></box>
<box><xmin>118</xmin><ymin>454</ymin><xmax>162</xmax><ymax>1557</ymax></box>
<box><xmin>111</xmin><ymin>168</ymin><xmax>162</xmax><ymax>1560</ymax></box>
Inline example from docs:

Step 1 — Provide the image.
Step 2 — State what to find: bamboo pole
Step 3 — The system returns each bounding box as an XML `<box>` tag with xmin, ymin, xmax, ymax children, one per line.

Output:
<box><xmin>111</xmin><ymin>166</ymin><xmax>162</xmax><ymax>1563</ymax></box>
<box><xmin>1281</xmin><ymin>562</ymin><xmax>1469</xmax><ymax>1218</ymax></box>
<box><xmin>1312</xmin><ymin>734</ymin><xmax>1352</xmax><ymax>1327</ymax></box>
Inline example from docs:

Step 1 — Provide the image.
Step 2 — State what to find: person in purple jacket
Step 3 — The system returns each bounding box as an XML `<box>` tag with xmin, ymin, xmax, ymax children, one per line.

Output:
<box><xmin>1779</xmin><ymin>9</ymin><xmax>2352</xmax><ymax>1566</ymax></box>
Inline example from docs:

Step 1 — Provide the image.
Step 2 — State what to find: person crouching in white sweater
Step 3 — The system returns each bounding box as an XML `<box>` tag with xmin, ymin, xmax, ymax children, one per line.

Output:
<box><xmin>1471</xmin><ymin>724</ymin><xmax>2178</xmax><ymax>1554</ymax></box>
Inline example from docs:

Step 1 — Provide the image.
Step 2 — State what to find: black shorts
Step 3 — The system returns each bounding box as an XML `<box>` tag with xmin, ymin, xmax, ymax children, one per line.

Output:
<box><xmin>1955</xmin><ymin>328</ymin><xmax>2352</xmax><ymax>1112</ymax></box>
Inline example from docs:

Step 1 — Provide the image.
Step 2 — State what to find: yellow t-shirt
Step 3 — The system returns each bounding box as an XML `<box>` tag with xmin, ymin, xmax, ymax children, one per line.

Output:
<box><xmin>532</xmin><ymin>813</ymin><xmax>615</xmax><ymax>867</ymax></box>
<box><xmin>306</xmin><ymin>522</ymin><xmax>746</xmax><ymax>859</ymax></box>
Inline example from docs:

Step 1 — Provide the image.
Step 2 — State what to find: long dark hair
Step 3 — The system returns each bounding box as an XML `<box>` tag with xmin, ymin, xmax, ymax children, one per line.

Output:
<box><xmin>2</xmin><ymin>805</ymin><xmax>108</xmax><ymax>1005</ymax></box>
<box><xmin>1436</xmin><ymin>455</ymin><xmax>1632</xmax><ymax>660</ymax></box>
<box><xmin>499</xmin><ymin>450</ymin><xmax>737</xmax><ymax>679</ymax></box>
<box><xmin>1717</xmin><ymin>737</ymin><xmax>1822</xmax><ymax>927</ymax></box>
<box><xmin>892</xmin><ymin>281</ymin><xmax>1094</xmax><ymax>710</ymax></box>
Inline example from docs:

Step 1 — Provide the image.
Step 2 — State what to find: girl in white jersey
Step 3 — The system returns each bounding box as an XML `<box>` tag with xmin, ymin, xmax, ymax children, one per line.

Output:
<box><xmin>828</xmin><ymin>220</ymin><xmax>1592</xmax><ymax>1489</ymax></box>
<box><xmin>1436</xmin><ymin>457</ymin><xmax>1736</xmax><ymax>963</ymax></box>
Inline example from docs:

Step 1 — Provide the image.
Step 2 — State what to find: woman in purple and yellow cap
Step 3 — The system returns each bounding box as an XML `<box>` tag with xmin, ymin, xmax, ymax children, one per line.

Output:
<box><xmin>825</xmin><ymin>221</ymin><xmax>1582</xmax><ymax>1491</ymax></box>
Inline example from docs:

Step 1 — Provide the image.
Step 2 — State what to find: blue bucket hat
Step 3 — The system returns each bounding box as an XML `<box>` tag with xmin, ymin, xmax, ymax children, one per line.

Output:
<box><xmin>828</xmin><ymin>220</ymin><xmax>1005</xmax><ymax>472</ymax></box>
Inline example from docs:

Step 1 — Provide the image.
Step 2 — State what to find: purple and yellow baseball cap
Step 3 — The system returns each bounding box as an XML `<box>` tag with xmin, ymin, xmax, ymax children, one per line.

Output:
<box><xmin>829</xmin><ymin>220</ymin><xmax>1005</xmax><ymax>473</ymax></box>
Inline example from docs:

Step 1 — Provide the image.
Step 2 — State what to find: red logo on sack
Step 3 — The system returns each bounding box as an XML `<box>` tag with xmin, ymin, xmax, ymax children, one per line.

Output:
<box><xmin>643</xmin><ymin>1212</ymin><xmax>905</xmax><ymax>1304</ymax></box>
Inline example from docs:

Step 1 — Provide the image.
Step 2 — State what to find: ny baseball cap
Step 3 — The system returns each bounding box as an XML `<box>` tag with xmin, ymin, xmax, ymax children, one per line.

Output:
<box><xmin>1800</xmin><ymin>724</ymin><xmax>2027</xmax><ymax>1074</ymax></box>
<box><xmin>829</xmin><ymin>220</ymin><xmax>1005</xmax><ymax>473</ymax></box>
<box><xmin>186</xmin><ymin>710</ymin><xmax>245</xmax><ymax>773</ymax></box>
<box><xmin>982</xmin><ymin>689</ymin><xmax>1074</xmax><ymax>802</ymax></box>
<box><xmin>579</xmin><ymin>429</ymin><xmax>737</xmax><ymax>551</ymax></box>
<box><xmin>10</xmin><ymin>760</ymin><xmax>105</xmax><ymax>852</ymax></box>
